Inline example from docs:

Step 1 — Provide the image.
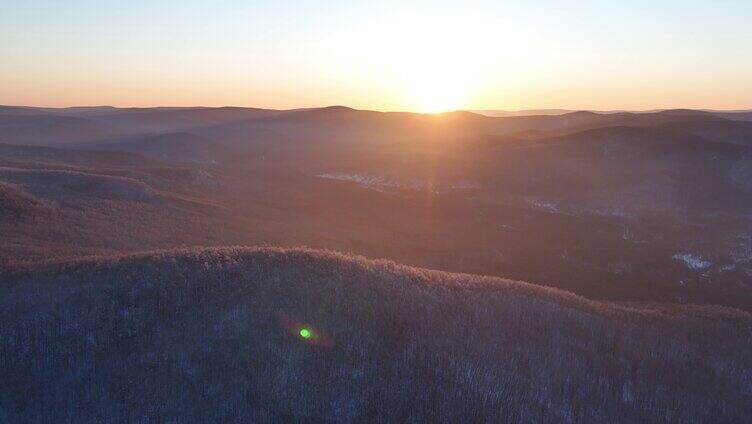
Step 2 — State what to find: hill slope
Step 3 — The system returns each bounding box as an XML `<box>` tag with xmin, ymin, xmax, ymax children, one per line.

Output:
<box><xmin>1</xmin><ymin>247</ymin><xmax>750</xmax><ymax>422</ymax></box>
<box><xmin>0</xmin><ymin>114</ymin><xmax>112</xmax><ymax>146</ymax></box>
<box><xmin>85</xmin><ymin>132</ymin><xmax>232</xmax><ymax>164</ymax></box>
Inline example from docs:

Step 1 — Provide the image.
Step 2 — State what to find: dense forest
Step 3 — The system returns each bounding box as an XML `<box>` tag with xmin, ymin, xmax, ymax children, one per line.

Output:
<box><xmin>2</xmin><ymin>247</ymin><xmax>750</xmax><ymax>422</ymax></box>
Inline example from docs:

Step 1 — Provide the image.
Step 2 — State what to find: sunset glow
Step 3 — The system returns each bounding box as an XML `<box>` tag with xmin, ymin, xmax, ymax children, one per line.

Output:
<box><xmin>1</xmin><ymin>2</ymin><xmax>751</xmax><ymax>111</ymax></box>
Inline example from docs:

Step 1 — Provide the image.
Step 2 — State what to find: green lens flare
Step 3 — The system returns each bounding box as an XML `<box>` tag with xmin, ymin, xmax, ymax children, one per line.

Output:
<box><xmin>299</xmin><ymin>328</ymin><xmax>312</xmax><ymax>339</ymax></box>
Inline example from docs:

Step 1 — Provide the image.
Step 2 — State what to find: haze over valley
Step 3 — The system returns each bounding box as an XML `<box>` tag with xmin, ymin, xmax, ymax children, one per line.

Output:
<box><xmin>3</xmin><ymin>105</ymin><xmax>752</xmax><ymax>309</ymax></box>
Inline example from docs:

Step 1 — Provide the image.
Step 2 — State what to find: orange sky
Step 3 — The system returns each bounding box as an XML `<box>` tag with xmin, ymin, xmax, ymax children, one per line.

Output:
<box><xmin>2</xmin><ymin>2</ymin><xmax>751</xmax><ymax>112</ymax></box>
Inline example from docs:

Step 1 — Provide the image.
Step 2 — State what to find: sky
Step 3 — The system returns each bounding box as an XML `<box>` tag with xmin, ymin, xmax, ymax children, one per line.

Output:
<box><xmin>2</xmin><ymin>0</ymin><xmax>751</xmax><ymax>112</ymax></box>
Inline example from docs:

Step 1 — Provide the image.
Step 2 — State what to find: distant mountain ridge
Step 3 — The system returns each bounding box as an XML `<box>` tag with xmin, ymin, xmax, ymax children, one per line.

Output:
<box><xmin>472</xmin><ymin>108</ymin><xmax>752</xmax><ymax>118</ymax></box>
<box><xmin>2</xmin><ymin>103</ymin><xmax>752</xmax><ymax>312</ymax></box>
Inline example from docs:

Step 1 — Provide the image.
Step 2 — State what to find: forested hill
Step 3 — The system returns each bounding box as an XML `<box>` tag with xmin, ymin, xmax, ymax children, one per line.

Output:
<box><xmin>1</xmin><ymin>247</ymin><xmax>750</xmax><ymax>422</ymax></box>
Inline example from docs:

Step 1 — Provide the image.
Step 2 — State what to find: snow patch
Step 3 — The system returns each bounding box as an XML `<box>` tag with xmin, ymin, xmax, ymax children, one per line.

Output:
<box><xmin>719</xmin><ymin>264</ymin><xmax>736</xmax><ymax>273</ymax></box>
<box><xmin>673</xmin><ymin>253</ymin><xmax>712</xmax><ymax>270</ymax></box>
<box><xmin>317</xmin><ymin>173</ymin><xmax>479</xmax><ymax>193</ymax></box>
<box><xmin>317</xmin><ymin>173</ymin><xmax>419</xmax><ymax>191</ymax></box>
<box><xmin>450</xmin><ymin>180</ymin><xmax>481</xmax><ymax>190</ymax></box>
<box><xmin>525</xmin><ymin>197</ymin><xmax>561</xmax><ymax>213</ymax></box>
<box><xmin>729</xmin><ymin>233</ymin><xmax>752</xmax><ymax>263</ymax></box>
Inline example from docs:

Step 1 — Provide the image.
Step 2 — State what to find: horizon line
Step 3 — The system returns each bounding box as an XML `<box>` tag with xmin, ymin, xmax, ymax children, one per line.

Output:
<box><xmin>2</xmin><ymin>103</ymin><xmax>752</xmax><ymax>115</ymax></box>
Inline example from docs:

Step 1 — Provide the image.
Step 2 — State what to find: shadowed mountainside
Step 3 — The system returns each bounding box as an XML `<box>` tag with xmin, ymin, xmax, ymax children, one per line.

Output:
<box><xmin>2</xmin><ymin>107</ymin><xmax>752</xmax><ymax>311</ymax></box>
<box><xmin>83</xmin><ymin>132</ymin><xmax>233</xmax><ymax>164</ymax></box>
<box><xmin>0</xmin><ymin>114</ymin><xmax>112</xmax><ymax>146</ymax></box>
<box><xmin>1</xmin><ymin>247</ymin><xmax>750</xmax><ymax>423</ymax></box>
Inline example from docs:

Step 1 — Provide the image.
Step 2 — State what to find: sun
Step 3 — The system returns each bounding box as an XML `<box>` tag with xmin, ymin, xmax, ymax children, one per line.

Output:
<box><xmin>326</xmin><ymin>11</ymin><xmax>509</xmax><ymax>113</ymax></box>
<box><xmin>387</xmin><ymin>16</ymin><xmax>482</xmax><ymax>113</ymax></box>
<box><xmin>409</xmin><ymin>73</ymin><xmax>466</xmax><ymax>113</ymax></box>
<box><xmin>403</xmin><ymin>52</ymin><xmax>470</xmax><ymax>113</ymax></box>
